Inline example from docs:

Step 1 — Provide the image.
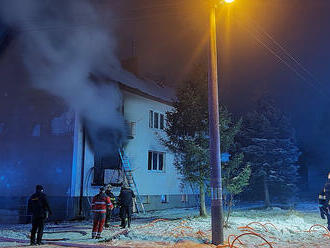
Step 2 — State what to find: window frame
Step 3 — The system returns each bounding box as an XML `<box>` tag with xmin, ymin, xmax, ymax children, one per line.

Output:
<box><xmin>147</xmin><ymin>151</ymin><xmax>165</xmax><ymax>172</ymax></box>
<box><xmin>149</xmin><ymin>110</ymin><xmax>154</xmax><ymax>128</ymax></box>
<box><xmin>149</xmin><ymin>110</ymin><xmax>165</xmax><ymax>130</ymax></box>
<box><xmin>160</xmin><ymin>114</ymin><xmax>164</xmax><ymax>129</ymax></box>
<box><xmin>161</xmin><ymin>195</ymin><xmax>168</xmax><ymax>203</ymax></box>
<box><xmin>92</xmin><ymin>153</ymin><xmax>121</xmax><ymax>186</ymax></box>
<box><xmin>181</xmin><ymin>194</ymin><xmax>188</xmax><ymax>203</ymax></box>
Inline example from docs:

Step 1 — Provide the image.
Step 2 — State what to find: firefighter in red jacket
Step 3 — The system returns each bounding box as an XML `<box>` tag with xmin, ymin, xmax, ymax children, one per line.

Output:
<box><xmin>91</xmin><ymin>187</ymin><xmax>113</xmax><ymax>239</ymax></box>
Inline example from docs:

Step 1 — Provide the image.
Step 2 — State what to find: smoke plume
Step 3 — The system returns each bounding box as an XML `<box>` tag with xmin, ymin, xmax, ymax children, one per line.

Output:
<box><xmin>0</xmin><ymin>0</ymin><xmax>126</xmax><ymax>157</ymax></box>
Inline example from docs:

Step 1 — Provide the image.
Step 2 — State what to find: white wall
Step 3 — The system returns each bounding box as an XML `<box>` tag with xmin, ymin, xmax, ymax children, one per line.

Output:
<box><xmin>71</xmin><ymin>90</ymin><xmax>183</xmax><ymax>197</ymax></box>
<box><xmin>123</xmin><ymin>91</ymin><xmax>182</xmax><ymax>196</ymax></box>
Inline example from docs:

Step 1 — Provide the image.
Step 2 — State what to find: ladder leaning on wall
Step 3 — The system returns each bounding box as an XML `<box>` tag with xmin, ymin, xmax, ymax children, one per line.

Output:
<box><xmin>118</xmin><ymin>150</ymin><xmax>145</xmax><ymax>214</ymax></box>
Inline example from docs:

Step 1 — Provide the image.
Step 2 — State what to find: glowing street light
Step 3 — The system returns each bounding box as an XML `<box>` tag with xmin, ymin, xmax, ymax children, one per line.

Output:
<box><xmin>208</xmin><ymin>0</ymin><xmax>234</xmax><ymax>245</ymax></box>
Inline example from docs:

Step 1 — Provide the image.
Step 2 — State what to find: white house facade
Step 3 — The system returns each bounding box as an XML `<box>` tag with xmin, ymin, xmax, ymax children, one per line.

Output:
<box><xmin>70</xmin><ymin>81</ymin><xmax>197</xmax><ymax>217</ymax></box>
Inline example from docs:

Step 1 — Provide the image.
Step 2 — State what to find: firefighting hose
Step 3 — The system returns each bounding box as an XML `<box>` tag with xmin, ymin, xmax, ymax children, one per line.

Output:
<box><xmin>85</xmin><ymin>167</ymin><xmax>94</xmax><ymax>207</ymax></box>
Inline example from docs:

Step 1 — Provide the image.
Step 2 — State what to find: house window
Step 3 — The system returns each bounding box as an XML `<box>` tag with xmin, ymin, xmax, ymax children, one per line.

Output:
<box><xmin>127</xmin><ymin>121</ymin><xmax>136</xmax><ymax>138</ymax></box>
<box><xmin>148</xmin><ymin>151</ymin><xmax>152</xmax><ymax>170</ymax></box>
<box><xmin>158</xmin><ymin>153</ymin><xmax>164</xmax><ymax>171</ymax></box>
<box><xmin>93</xmin><ymin>153</ymin><xmax>121</xmax><ymax>186</ymax></box>
<box><xmin>160</xmin><ymin>114</ymin><xmax>164</xmax><ymax>129</ymax></box>
<box><xmin>143</xmin><ymin>195</ymin><xmax>150</xmax><ymax>204</ymax></box>
<box><xmin>161</xmin><ymin>195</ymin><xmax>168</xmax><ymax>203</ymax></box>
<box><xmin>152</xmin><ymin>152</ymin><xmax>158</xmax><ymax>170</ymax></box>
<box><xmin>149</xmin><ymin>110</ymin><xmax>165</xmax><ymax>130</ymax></box>
<box><xmin>148</xmin><ymin>151</ymin><xmax>165</xmax><ymax>171</ymax></box>
<box><xmin>149</xmin><ymin>111</ymin><xmax>153</xmax><ymax>128</ymax></box>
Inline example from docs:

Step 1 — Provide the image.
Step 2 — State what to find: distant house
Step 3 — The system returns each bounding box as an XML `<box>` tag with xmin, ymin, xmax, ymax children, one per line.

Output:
<box><xmin>0</xmin><ymin>24</ymin><xmax>197</xmax><ymax>223</ymax></box>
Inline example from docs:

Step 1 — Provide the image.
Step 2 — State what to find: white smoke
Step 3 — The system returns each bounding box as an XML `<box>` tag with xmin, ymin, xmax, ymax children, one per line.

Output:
<box><xmin>0</xmin><ymin>0</ymin><xmax>126</xmax><ymax>156</ymax></box>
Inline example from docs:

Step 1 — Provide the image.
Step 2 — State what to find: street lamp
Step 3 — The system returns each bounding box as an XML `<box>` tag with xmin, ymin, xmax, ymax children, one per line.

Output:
<box><xmin>208</xmin><ymin>0</ymin><xmax>234</xmax><ymax>245</ymax></box>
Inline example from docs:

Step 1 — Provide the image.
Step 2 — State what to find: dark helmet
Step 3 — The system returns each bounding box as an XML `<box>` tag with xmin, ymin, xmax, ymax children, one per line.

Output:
<box><xmin>36</xmin><ymin>185</ymin><xmax>44</xmax><ymax>192</ymax></box>
<box><xmin>99</xmin><ymin>187</ymin><xmax>105</xmax><ymax>193</ymax></box>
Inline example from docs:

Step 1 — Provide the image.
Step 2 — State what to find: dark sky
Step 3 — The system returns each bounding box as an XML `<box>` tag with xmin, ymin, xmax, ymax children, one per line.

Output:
<box><xmin>106</xmin><ymin>0</ymin><xmax>330</xmax><ymax>146</ymax></box>
<box><xmin>2</xmin><ymin>0</ymin><xmax>329</xmax><ymax>172</ymax></box>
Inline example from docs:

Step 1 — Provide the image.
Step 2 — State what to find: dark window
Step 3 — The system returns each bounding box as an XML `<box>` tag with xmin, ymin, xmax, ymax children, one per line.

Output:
<box><xmin>93</xmin><ymin>167</ymin><xmax>105</xmax><ymax>186</ymax></box>
<box><xmin>154</xmin><ymin>112</ymin><xmax>159</xmax><ymax>128</ymax></box>
<box><xmin>152</xmin><ymin>152</ymin><xmax>158</xmax><ymax>170</ymax></box>
<box><xmin>161</xmin><ymin>195</ymin><xmax>168</xmax><ymax>203</ymax></box>
<box><xmin>149</xmin><ymin>110</ymin><xmax>153</xmax><ymax>128</ymax></box>
<box><xmin>148</xmin><ymin>151</ymin><xmax>165</xmax><ymax>171</ymax></box>
<box><xmin>159</xmin><ymin>153</ymin><xmax>164</xmax><ymax>171</ymax></box>
<box><xmin>181</xmin><ymin>194</ymin><xmax>188</xmax><ymax>203</ymax></box>
<box><xmin>93</xmin><ymin>153</ymin><xmax>121</xmax><ymax>185</ymax></box>
<box><xmin>148</xmin><ymin>151</ymin><xmax>152</xmax><ymax>170</ymax></box>
<box><xmin>149</xmin><ymin>110</ymin><xmax>165</xmax><ymax>130</ymax></box>
<box><xmin>160</xmin><ymin>114</ymin><xmax>164</xmax><ymax>129</ymax></box>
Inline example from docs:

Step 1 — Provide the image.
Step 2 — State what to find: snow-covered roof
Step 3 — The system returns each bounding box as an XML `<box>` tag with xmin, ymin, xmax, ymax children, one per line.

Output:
<box><xmin>91</xmin><ymin>68</ymin><xmax>176</xmax><ymax>105</ymax></box>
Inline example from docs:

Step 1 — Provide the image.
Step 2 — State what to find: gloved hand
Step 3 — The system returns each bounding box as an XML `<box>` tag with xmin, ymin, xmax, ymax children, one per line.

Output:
<box><xmin>320</xmin><ymin>210</ymin><xmax>326</xmax><ymax>219</ymax></box>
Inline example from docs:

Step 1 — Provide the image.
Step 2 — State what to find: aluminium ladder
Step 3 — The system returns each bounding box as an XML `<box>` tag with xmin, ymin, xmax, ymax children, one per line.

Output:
<box><xmin>118</xmin><ymin>150</ymin><xmax>145</xmax><ymax>214</ymax></box>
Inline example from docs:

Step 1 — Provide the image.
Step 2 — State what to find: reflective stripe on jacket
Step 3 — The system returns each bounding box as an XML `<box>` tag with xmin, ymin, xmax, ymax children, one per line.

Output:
<box><xmin>92</xmin><ymin>193</ymin><xmax>113</xmax><ymax>213</ymax></box>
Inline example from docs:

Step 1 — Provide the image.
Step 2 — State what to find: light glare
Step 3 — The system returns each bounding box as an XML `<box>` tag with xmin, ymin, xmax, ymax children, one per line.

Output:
<box><xmin>224</xmin><ymin>0</ymin><xmax>235</xmax><ymax>3</ymax></box>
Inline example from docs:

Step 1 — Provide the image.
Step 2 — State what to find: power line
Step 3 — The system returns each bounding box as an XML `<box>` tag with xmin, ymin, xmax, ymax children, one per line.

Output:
<box><xmin>234</xmin><ymin>13</ymin><xmax>330</xmax><ymax>98</ymax></box>
<box><xmin>235</xmin><ymin>17</ymin><xmax>329</xmax><ymax>98</ymax></box>
<box><xmin>244</xmin><ymin>16</ymin><xmax>326</xmax><ymax>91</ymax></box>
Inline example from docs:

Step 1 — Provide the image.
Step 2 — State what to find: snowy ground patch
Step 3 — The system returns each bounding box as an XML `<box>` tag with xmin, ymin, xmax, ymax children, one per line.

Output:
<box><xmin>0</xmin><ymin>202</ymin><xmax>329</xmax><ymax>247</ymax></box>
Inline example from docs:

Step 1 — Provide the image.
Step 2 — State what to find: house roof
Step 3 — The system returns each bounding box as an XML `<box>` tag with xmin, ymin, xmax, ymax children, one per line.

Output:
<box><xmin>91</xmin><ymin>69</ymin><xmax>176</xmax><ymax>106</ymax></box>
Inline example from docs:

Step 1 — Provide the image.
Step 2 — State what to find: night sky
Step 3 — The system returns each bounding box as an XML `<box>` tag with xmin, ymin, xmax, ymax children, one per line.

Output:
<box><xmin>103</xmin><ymin>0</ymin><xmax>330</xmax><ymax>175</ymax></box>
<box><xmin>1</xmin><ymin>0</ymin><xmax>329</xmax><ymax>180</ymax></box>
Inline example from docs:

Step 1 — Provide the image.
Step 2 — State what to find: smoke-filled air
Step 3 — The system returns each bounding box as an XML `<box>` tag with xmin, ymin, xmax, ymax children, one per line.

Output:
<box><xmin>0</xmin><ymin>0</ymin><xmax>126</xmax><ymax>157</ymax></box>
<box><xmin>0</xmin><ymin>1</ymin><xmax>330</xmax><ymax>247</ymax></box>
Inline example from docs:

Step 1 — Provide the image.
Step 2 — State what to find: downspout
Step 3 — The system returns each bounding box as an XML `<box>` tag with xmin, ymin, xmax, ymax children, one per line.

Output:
<box><xmin>78</xmin><ymin>126</ymin><xmax>86</xmax><ymax>217</ymax></box>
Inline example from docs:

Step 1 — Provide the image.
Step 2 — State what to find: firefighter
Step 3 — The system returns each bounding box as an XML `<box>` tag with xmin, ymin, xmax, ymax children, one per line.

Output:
<box><xmin>27</xmin><ymin>185</ymin><xmax>52</xmax><ymax>246</ymax></box>
<box><xmin>91</xmin><ymin>187</ymin><xmax>113</xmax><ymax>239</ymax></box>
<box><xmin>104</xmin><ymin>184</ymin><xmax>116</xmax><ymax>228</ymax></box>
<box><xmin>319</xmin><ymin>172</ymin><xmax>330</xmax><ymax>231</ymax></box>
<box><xmin>118</xmin><ymin>184</ymin><xmax>135</xmax><ymax>228</ymax></box>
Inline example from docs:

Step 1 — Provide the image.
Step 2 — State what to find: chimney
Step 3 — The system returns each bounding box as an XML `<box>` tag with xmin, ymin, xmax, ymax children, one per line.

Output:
<box><xmin>121</xmin><ymin>40</ymin><xmax>139</xmax><ymax>77</ymax></box>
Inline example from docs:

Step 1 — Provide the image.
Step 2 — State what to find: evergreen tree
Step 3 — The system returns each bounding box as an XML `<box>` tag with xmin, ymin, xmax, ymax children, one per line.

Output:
<box><xmin>239</xmin><ymin>97</ymin><xmax>300</xmax><ymax>207</ymax></box>
<box><xmin>163</xmin><ymin>66</ymin><xmax>250</xmax><ymax>217</ymax></box>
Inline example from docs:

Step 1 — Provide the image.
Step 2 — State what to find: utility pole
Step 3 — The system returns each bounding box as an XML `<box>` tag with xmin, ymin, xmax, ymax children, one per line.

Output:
<box><xmin>208</xmin><ymin>3</ymin><xmax>224</xmax><ymax>245</ymax></box>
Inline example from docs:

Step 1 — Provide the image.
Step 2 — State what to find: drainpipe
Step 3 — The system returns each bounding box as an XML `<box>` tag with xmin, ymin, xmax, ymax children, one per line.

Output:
<box><xmin>78</xmin><ymin>126</ymin><xmax>86</xmax><ymax>217</ymax></box>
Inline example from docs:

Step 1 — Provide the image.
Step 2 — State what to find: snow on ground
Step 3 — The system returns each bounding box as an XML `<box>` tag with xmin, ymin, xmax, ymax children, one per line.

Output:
<box><xmin>0</xmin><ymin>202</ymin><xmax>329</xmax><ymax>248</ymax></box>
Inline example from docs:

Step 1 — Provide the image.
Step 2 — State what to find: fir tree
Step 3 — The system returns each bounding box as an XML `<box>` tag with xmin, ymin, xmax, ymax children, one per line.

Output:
<box><xmin>163</xmin><ymin>66</ymin><xmax>250</xmax><ymax>217</ymax></box>
<box><xmin>239</xmin><ymin>97</ymin><xmax>301</xmax><ymax>207</ymax></box>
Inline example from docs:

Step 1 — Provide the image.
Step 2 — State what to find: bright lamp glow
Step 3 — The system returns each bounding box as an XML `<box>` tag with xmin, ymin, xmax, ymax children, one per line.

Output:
<box><xmin>224</xmin><ymin>0</ymin><xmax>235</xmax><ymax>3</ymax></box>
